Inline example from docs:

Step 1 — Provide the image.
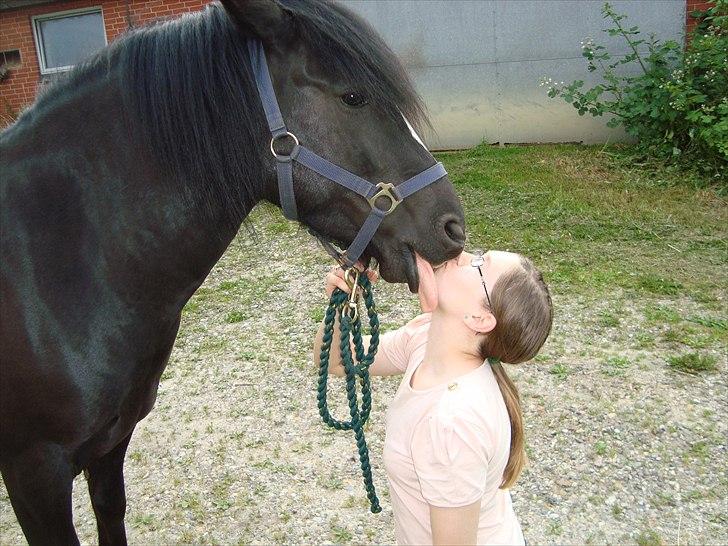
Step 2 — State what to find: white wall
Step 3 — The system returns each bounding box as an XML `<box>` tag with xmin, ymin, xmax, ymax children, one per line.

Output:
<box><xmin>343</xmin><ymin>0</ymin><xmax>685</xmax><ymax>149</ymax></box>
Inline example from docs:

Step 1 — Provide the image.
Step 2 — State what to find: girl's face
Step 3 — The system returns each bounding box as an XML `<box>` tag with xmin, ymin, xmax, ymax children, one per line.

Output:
<box><xmin>434</xmin><ymin>250</ymin><xmax>522</xmax><ymax>318</ymax></box>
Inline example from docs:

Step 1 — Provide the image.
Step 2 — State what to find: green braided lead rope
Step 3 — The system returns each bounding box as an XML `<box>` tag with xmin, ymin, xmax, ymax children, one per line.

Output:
<box><xmin>317</xmin><ymin>273</ymin><xmax>382</xmax><ymax>513</ymax></box>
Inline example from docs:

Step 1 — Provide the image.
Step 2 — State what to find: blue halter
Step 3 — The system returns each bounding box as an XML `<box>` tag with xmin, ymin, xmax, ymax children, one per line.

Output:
<box><xmin>247</xmin><ymin>38</ymin><xmax>447</xmax><ymax>268</ymax></box>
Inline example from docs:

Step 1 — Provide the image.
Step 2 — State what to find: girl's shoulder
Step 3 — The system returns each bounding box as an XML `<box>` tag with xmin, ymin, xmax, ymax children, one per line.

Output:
<box><xmin>401</xmin><ymin>313</ymin><xmax>432</xmax><ymax>344</ymax></box>
<box><xmin>404</xmin><ymin>312</ymin><xmax>432</xmax><ymax>331</ymax></box>
<box><xmin>398</xmin><ymin>313</ymin><xmax>432</xmax><ymax>350</ymax></box>
<box><xmin>434</xmin><ymin>366</ymin><xmax>506</xmax><ymax>433</ymax></box>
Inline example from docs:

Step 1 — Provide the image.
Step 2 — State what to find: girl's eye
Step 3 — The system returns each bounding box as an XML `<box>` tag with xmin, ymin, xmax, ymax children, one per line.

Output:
<box><xmin>341</xmin><ymin>91</ymin><xmax>369</xmax><ymax>108</ymax></box>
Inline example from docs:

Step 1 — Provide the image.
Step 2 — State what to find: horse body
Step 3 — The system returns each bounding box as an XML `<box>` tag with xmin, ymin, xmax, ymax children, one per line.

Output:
<box><xmin>0</xmin><ymin>1</ymin><xmax>465</xmax><ymax>543</ymax></box>
<box><xmin>1</xmin><ymin>50</ymin><xmax>248</xmax><ymax>544</ymax></box>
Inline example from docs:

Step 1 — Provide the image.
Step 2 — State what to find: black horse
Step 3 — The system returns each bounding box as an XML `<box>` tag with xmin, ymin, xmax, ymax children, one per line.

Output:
<box><xmin>0</xmin><ymin>1</ymin><xmax>465</xmax><ymax>543</ymax></box>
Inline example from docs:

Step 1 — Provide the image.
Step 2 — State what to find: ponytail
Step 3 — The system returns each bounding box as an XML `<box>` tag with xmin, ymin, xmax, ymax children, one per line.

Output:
<box><xmin>490</xmin><ymin>359</ymin><xmax>526</xmax><ymax>489</ymax></box>
<box><xmin>479</xmin><ymin>257</ymin><xmax>553</xmax><ymax>489</ymax></box>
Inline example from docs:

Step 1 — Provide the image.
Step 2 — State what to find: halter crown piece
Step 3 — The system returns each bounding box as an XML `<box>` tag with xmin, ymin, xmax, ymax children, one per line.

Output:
<box><xmin>247</xmin><ymin>38</ymin><xmax>448</xmax><ymax>268</ymax></box>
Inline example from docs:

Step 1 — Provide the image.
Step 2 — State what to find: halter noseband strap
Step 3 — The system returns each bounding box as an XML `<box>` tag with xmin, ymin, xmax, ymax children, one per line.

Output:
<box><xmin>247</xmin><ymin>38</ymin><xmax>447</xmax><ymax>268</ymax></box>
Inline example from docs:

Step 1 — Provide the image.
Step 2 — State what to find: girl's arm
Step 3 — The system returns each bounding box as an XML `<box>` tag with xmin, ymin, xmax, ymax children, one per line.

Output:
<box><xmin>313</xmin><ymin>267</ymin><xmax>407</xmax><ymax>377</ymax></box>
<box><xmin>430</xmin><ymin>500</ymin><xmax>481</xmax><ymax>545</ymax></box>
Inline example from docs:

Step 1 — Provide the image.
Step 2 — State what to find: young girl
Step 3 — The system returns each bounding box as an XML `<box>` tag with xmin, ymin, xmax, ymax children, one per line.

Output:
<box><xmin>314</xmin><ymin>250</ymin><xmax>553</xmax><ymax>545</ymax></box>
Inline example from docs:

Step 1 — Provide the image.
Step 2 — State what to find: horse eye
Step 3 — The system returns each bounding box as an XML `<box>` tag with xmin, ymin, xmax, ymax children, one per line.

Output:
<box><xmin>341</xmin><ymin>91</ymin><xmax>368</xmax><ymax>108</ymax></box>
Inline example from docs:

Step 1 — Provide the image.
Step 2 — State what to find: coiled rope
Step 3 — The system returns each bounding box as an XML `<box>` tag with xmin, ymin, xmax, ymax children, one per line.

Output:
<box><xmin>317</xmin><ymin>271</ymin><xmax>382</xmax><ymax>513</ymax></box>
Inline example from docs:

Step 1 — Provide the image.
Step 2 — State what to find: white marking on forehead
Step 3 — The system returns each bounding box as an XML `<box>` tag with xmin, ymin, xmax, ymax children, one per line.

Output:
<box><xmin>402</xmin><ymin>114</ymin><xmax>427</xmax><ymax>150</ymax></box>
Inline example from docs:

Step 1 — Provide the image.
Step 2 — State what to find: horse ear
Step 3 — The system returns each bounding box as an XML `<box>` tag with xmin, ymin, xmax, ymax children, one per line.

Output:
<box><xmin>220</xmin><ymin>0</ymin><xmax>288</xmax><ymax>42</ymax></box>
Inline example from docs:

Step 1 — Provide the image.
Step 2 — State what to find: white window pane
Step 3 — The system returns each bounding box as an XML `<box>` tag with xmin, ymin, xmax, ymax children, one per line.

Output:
<box><xmin>38</xmin><ymin>12</ymin><xmax>105</xmax><ymax>70</ymax></box>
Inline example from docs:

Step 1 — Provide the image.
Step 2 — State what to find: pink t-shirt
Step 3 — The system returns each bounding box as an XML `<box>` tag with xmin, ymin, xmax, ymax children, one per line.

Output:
<box><xmin>381</xmin><ymin>314</ymin><xmax>525</xmax><ymax>545</ymax></box>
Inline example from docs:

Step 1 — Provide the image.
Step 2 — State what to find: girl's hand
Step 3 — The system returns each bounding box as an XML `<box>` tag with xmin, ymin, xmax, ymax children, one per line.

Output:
<box><xmin>325</xmin><ymin>264</ymin><xmax>379</xmax><ymax>297</ymax></box>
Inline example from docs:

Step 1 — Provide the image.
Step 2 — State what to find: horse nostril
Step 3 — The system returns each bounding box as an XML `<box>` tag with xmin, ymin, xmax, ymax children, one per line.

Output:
<box><xmin>444</xmin><ymin>219</ymin><xmax>465</xmax><ymax>246</ymax></box>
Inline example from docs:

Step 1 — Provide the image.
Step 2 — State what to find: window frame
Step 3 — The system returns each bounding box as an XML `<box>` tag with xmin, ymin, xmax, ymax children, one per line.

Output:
<box><xmin>31</xmin><ymin>6</ymin><xmax>107</xmax><ymax>75</ymax></box>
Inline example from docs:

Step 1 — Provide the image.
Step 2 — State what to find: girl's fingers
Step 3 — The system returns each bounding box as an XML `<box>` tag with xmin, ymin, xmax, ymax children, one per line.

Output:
<box><xmin>325</xmin><ymin>271</ymin><xmax>351</xmax><ymax>296</ymax></box>
<box><xmin>324</xmin><ymin>265</ymin><xmax>378</xmax><ymax>298</ymax></box>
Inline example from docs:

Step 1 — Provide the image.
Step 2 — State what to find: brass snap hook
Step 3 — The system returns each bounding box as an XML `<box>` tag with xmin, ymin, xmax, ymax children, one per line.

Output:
<box><xmin>342</xmin><ymin>268</ymin><xmax>361</xmax><ymax>322</ymax></box>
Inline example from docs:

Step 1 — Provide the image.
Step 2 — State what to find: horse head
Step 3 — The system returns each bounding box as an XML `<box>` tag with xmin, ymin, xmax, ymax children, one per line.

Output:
<box><xmin>222</xmin><ymin>0</ymin><xmax>466</xmax><ymax>292</ymax></box>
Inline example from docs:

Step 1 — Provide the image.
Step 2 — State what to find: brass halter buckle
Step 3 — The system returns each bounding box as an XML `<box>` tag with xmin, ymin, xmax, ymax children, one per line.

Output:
<box><xmin>342</xmin><ymin>268</ymin><xmax>361</xmax><ymax>321</ymax></box>
<box><xmin>367</xmin><ymin>182</ymin><xmax>402</xmax><ymax>215</ymax></box>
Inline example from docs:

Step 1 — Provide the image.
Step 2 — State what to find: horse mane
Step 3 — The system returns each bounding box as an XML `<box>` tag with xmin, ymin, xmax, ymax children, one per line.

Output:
<box><xmin>28</xmin><ymin>1</ymin><xmax>428</xmax><ymax>225</ymax></box>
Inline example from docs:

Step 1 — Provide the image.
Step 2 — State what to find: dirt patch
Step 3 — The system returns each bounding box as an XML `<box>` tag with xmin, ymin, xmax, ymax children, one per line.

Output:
<box><xmin>1</xmin><ymin>206</ymin><xmax>725</xmax><ymax>545</ymax></box>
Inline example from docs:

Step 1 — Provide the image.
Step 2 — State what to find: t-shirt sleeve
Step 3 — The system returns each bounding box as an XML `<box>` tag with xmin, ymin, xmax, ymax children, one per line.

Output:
<box><xmin>377</xmin><ymin>313</ymin><xmax>431</xmax><ymax>373</ymax></box>
<box><xmin>411</xmin><ymin>408</ymin><xmax>491</xmax><ymax>507</ymax></box>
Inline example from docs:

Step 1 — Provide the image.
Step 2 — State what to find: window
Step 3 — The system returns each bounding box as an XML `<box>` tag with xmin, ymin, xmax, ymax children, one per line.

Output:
<box><xmin>32</xmin><ymin>7</ymin><xmax>107</xmax><ymax>75</ymax></box>
<box><xmin>0</xmin><ymin>50</ymin><xmax>21</xmax><ymax>81</ymax></box>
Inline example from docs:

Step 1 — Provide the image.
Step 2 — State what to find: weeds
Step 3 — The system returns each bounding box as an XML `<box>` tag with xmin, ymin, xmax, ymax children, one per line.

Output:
<box><xmin>668</xmin><ymin>353</ymin><xmax>718</xmax><ymax>374</ymax></box>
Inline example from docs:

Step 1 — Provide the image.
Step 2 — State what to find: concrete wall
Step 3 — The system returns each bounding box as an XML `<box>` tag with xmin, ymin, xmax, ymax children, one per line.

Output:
<box><xmin>343</xmin><ymin>1</ymin><xmax>686</xmax><ymax>148</ymax></box>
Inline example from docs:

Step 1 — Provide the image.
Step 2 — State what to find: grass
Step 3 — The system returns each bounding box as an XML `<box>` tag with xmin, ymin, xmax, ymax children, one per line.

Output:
<box><xmin>637</xmin><ymin>275</ymin><xmax>683</xmax><ymax>296</ymax></box>
<box><xmin>225</xmin><ymin>311</ymin><xmax>246</xmax><ymax>323</ymax></box>
<box><xmin>545</xmin><ymin>521</ymin><xmax>563</xmax><ymax>536</ymax></box>
<box><xmin>601</xmin><ymin>356</ymin><xmax>630</xmax><ymax>377</ymax></box>
<box><xmin>317</xmin><ymin>473</ymin><xmax>344</xmax><ymax>491</ymax></box>
<box><xmin>548</xmin><ymin>363</ymin><xmax>570</xmax><ymax>380</ymax></box>
<box><xmin>644</xmin><ymin>305</ymin><xmax>681</xmax><ymax>324</ymax></box>
<box><xmin>598</xmin><ymin>310</ymin><xmax>620</xmax><ymax>328</ymax></box>
<box><xmin>636</xmin><ymin>528</ymin><xmax>664</xmax><ymax>546</ymax></box>
<box><xmin>668</xmin><ymin>353</ymin><xmax>718</xmax><ymax>374</ymax></box>
<box><xmin>330</xmin><ymin>523</ymin><xmax>353</xmax><ymax>543</ymax></box>
<box><xmin>684</xmin><ymin>441</ymin><xmax>710</xmax><ymax>463</ymax></box>
<box><xmin>441</xmin><ymin>144</ymin><xmax>727</xmax><ymax>304</ymax></box>
<box><xmin>687</xmin><ymin>316</ymin><xmax>727</xmax><ymax>330</ymax></box>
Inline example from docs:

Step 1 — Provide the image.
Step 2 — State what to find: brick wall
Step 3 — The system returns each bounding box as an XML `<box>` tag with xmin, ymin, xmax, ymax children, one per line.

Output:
<box><xmin>685</xmin><ymin>0</ymin><xmax>716</xmax><ymax>35</ymax></box>
<box><xmin>0</xmin><ymin>0</ymin><xmax>211</xmax><ymax>124</ymax></box>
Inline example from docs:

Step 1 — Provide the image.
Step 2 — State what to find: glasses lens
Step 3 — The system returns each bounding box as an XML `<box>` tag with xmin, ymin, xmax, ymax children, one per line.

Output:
<box><xmin>470</xmin><ymin>249</ymin><xmax>485</xmax><ymax>267</ymax></box>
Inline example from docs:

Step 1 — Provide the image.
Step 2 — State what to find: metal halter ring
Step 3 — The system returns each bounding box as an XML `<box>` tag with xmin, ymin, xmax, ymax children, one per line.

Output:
<box><xmin>367</xmin><ymin>182</ymin><xmax>402</xmax><ymax>215</ymax></box>
<box><xmin>270</xmin><ymin>131</ymin><xmax>300</xmax><ymax>160</ymax></box>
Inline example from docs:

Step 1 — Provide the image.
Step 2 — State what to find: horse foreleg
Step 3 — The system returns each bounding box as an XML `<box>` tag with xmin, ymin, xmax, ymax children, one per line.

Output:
<box><xmin>84</xmin><ymin>431</ymin><xmax>134</xmax><ymax>546</ymax></box>
<box><xmin>0</xmin><ymin>443</ymin><xmax>79</xmax><ymax>546</ymax></box>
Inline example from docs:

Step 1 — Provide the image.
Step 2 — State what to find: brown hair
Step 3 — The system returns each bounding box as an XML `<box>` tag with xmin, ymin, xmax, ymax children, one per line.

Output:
<box><xmin>478</xmin><ymin>256</ymin><xmax>553</xmax><ymax>489</ymax></box>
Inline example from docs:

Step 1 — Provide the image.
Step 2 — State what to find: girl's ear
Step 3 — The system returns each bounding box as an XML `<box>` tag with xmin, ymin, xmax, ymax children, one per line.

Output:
<box><xmin>463</xmin><ymin>311</ymin><xmax>496</xmax><ymax>335</ymax></box>
<box><xmin>220</xmin><ymin>0</ymin><xmax>290</xmax><ymax>44</ymax></box>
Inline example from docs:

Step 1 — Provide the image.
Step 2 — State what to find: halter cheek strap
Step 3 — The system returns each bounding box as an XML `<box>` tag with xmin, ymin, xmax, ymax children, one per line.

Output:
<box><xmin>247</xmin><ymin>38</ymin><xmax>447</xmax><ymax>268</ymax></box>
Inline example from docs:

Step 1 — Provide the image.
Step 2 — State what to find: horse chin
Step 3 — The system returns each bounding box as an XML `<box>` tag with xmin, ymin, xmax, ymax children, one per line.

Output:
<box><xmin>375</xmin><ymin>246</ymin><xmax>419</xmax><ymax>293</ymax></box>
<box><xmin>307</xmin><ymin>225</ymin><xmax>418</xmax><ymax>290</ymax></box>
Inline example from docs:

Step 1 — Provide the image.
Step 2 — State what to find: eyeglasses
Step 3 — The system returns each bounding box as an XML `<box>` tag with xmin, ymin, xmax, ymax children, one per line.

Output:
<box><xmin>470</xmin><ymin>249</ymin><xmax>492</xmax><ymax>309</ymax></box>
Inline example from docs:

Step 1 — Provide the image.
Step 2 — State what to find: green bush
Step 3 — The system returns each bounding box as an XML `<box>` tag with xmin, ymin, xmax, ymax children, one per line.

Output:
<box><xmin>542</xmin><ymin>1</ymin><xmax>727</xmax><ymax>184</ymax></box>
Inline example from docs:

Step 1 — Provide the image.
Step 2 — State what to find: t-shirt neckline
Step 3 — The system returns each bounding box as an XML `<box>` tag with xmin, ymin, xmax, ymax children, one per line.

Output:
<box><xmin>407</xmin><ymin>357</ymin><xmax>488</xmax><ymax>394</ymax></box>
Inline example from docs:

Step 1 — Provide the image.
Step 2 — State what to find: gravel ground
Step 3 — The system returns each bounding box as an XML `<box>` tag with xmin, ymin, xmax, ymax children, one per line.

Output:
<box><xmin>1</xmin><ymin>205</ymin><xmax>726</xmax><ymax>545</ymax></box>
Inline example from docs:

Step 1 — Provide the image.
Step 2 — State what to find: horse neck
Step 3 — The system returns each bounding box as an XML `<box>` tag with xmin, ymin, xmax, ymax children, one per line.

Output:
<box><xmin>12</xmin><ymin>64</ymin><xmax>261</xmax><ymax>315</ymax></box>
